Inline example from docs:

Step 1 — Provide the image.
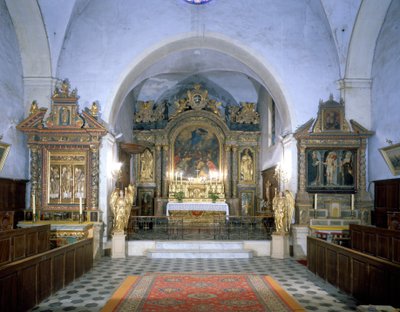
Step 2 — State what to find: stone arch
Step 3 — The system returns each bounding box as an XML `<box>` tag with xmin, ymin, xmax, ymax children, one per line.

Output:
<box><xmin>106</xmin><ymin>33</ymin><xmax>292</xmax><ymax>135</ymax></box>
<box><xmin>345</xmin><ymin>0</ymin><xmax>392</xmax><ymax>79</ymax></box>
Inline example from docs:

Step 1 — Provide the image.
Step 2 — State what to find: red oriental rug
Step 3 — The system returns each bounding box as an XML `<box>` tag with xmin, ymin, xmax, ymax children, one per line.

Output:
<box><xmin>101</xmin><ymin>273</ymin><xmax>305</xmax><ymax>312</ymax></box>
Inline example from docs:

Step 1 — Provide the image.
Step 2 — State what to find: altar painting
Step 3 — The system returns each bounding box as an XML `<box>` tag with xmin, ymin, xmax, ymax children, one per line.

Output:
<box><xmin>173</xmin><ymin>126</ymin><xmax>220</xmax><ymax>179</ymax></box>
<box><xmin>48</xmin><ymin>151</ymin><xmax>87</xmax><ymax>203</ymax></box>
<box><xmin>306</xmin><ymin>149</ymin><xmax>356</xmax><ymax>192</ymax></box>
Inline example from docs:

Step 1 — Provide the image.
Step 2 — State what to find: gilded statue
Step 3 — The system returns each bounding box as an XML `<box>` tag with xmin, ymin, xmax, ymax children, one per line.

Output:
<box><xmin>272</xmin><ymin>189</ymin><xmax>295</xmax><ymax>234</ymax></box>
<box><xmin>240</xmin><ymin>149</ymin><xmax>253</xmax><ymax>181</ymax></box>
<box><xmin>29</xmin><ymin>101</ymin><xmax>39</xmax><ymax>115</ymax></box>
<box><xmin>110</xmin><ymin>184</ymin><xmax>136</xmax><ymax>234</ymax></box>
<box><xmin>140</xmin><ymin>149</ymin><xmax>153</xmax><ymax>180</ymax></box>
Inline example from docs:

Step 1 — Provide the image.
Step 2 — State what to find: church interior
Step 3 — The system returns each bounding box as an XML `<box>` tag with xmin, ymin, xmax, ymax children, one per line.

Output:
<box><xmin>0</xmin><ymin>0</ymin><xmax>400</xmax><ymax>311</ymax></box>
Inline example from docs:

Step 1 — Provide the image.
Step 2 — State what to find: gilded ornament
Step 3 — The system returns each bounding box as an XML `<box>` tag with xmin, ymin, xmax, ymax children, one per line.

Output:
<box><xmin>29</xmin><ymin>101</ymin><xmax>39</xmax><ymax>115</ymax></box>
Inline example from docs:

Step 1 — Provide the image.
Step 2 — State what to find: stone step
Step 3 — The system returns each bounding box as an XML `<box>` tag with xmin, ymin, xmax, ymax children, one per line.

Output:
<box><xmin>154</xmin><ymin>240</ymin><xmax>244</xmax><ymax>250</ymax></box>
<box><xmin>146</xmin><ymin>248</ymin><xmax>253</xmax><ymax>259</ymax></box>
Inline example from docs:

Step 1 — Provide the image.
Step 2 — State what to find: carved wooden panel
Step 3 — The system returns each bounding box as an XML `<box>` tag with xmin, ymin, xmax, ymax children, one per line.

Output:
<box><xmin>363</xmin><ymin>231</ymin><xmax>376</xmax><ymax>255</ymax></box>
<box><xmin>368</xmin><ymin>265</ymin><xmax>387</xmax><ymax>304</ymax></box>
<box><xmin>326</xmin><ymin>248</ymin><xmax>337</xmax><ymax>285</ymax></box>
<box><xmin>393</xmin><ymin>237</ymin><xmax>400</xmax><ymax>264</ymax></box>
<box><xmin>13</xmin><ymin>234</ymin><xmax>26</xmax><ymax>260</ymax></box>
<box><xmin>338</xmin><ymin>253</ymin><xmax>351</xmax><ymax>293</ymax></box>
<box><xmin>26</xmin><ymin>232</ymin><xmax>37</xmax><ymax>256</ymax></box>
<box><xmin>38</xmin><ymin>259</ymin><xmax>52</xmax><ymax>302</ymax></box>
<box><xmin>351</xmin><ymin>259</ymin><xmax>368</xmax><ymax>302</ymax></box>
<box><xmin>316</xmin><ymin>244</ymin><xmax>326</xmax><ymax>279</ymax></box>
<box><xmin>376</xmin><ymin>234</ymin><xmax>391</xmax><ymax>260</ymax></box>
<box><xmin>65</xmin><ymin>250</ymin><xmax>75</xmax><ymax>285</ymax></box>
<box><xmin>53</xmin><ymin>253</ymin><xmax>65</xmax><ymax>292</ymax></box>
<box><xmin>374</xmin><ymin>178</ymin><xmax>400</xmax><ymax>227</ymax></box>
<box><xmin>0</xmin><ymin>272</ymin><xmax>17</xmax><ymax>308</ymax></box>
<box><xmin>0</xmin><ymin>238</ymin><xmax>10</xmax><ymax>265</ymax></box>
<box><xmin>351</xmin><ymin>229</ymin><xmax>362</xmax><ymax>251</ymax></box>
<box><xmin>20</xmin><ymin>265</ymin><xmax>37</xmax><ymax>311</ymax></box>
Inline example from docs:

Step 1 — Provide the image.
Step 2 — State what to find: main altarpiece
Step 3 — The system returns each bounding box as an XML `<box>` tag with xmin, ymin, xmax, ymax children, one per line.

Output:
<box><xmin>131</xmin><ymin>84</ymin><xmax>262</xmax><ymax>218</ymax></box>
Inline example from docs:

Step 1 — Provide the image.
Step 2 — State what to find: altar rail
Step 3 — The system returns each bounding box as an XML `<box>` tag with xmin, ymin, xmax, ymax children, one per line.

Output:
<box><xmin>307</xmin><ymin>236</ymin><xmax>400</xmax><ymax>306</ymax></box>
<box><xmin>127</xmin><ymin>216</ymin><xmax>274</xmax><ymax>240</ymax></box>
<box><xmin>0</xmin><ymin>225</ymin><xmax>50</xmax><ymax>266</ymax></box>
<box><xmin>0</xmin><ymin>238</ymin><xmax>93</xmax><ymax>311</ymax></box>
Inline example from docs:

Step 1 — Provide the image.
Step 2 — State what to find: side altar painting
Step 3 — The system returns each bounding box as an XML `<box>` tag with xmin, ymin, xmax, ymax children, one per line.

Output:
<box><xmin>306</xmin><ymin>149</ymin><xmax>356</xmax><ymax>192</ymax></box>
<box><xmin>174</xmin><ymin>126</ymin><xmax>220</xmax><ymax>179</ymax></box>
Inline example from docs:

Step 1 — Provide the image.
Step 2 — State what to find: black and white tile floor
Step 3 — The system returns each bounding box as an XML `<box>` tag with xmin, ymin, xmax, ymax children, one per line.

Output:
<box><xmin>32</xmin><ymin>256</ymin><xmax>358</xmax><ymax>312</ymax></box>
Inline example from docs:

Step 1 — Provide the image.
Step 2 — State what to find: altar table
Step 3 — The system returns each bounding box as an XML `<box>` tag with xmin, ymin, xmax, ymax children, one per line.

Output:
<box><xmin>166</xmin><ymin>202</ymin><xmax>229</xmax><ymax>216</ymax></box>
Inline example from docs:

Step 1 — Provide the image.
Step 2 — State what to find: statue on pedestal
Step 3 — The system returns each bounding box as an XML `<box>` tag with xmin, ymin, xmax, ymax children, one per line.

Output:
<box><xmin>272</xmin><ymin>189</ymin><xmax>295</xmax><ymax>234</ymax></box>
<box><xmin>110</xmin><ymin>184</ymin><xmax>136</xmax><ymax>234</ymax></box>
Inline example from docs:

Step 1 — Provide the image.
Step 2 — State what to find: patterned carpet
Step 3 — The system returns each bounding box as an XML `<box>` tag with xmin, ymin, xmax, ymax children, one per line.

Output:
<box><xmin>102</xmin><ymin>273</ymin><xmax>305</xmax><ymax>312</ymax></box>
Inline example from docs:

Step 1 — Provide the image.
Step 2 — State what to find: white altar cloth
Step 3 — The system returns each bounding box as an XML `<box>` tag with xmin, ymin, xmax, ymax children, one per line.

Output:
<box><xmin>166</xmin><ymin>202</ymin><xmax>229</xmax><ymax>216</ymax></box>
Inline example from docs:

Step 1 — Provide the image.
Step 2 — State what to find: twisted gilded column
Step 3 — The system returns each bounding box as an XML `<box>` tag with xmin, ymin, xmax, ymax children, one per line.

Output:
<box><xmin>29</xmin><ymin>145</ymin><xmax>41</xmax><ymax>208</ymax></box>
<box><xmin>162</xmin><ymin>145</ymin><xmax>169</xmax><ymax>198</ymax></box>
<box><xmin>224</xmin><ymin>145</ymin><xmax>231</xmax><ymax>198</ymax></box>
<box><xmin>90</xmin><ymin>145</ymin><xmax>100</xmax><ymax>210</ymax></box>
<box><xmin>232</xmin><ymin>145</ymin><xmax>238</xmax><ymax>198</ymax></box>
<box><xmin>155</xmin><ymin>145</ymin><xmax>162</xmax><ymax>197</ymax></box>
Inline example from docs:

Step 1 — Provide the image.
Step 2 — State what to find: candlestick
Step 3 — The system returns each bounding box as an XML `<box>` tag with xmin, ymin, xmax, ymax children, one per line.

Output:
<box><xmin>314</xmin><ymin>194</ymin><xmax>318</xmax><ymax>210</ymax></box>
<box><xmin>32</xmin><ymin>192</ymin><xmax>36</xmax><ymax>218</ymax></box>
<box><xmin>351</xmin><ymin>194</ymin><xmax>354</xmax><ymax>211</ymax></box>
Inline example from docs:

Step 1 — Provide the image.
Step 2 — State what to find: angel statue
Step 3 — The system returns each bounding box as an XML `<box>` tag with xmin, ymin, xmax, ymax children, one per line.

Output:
<box><xmin>272</xmin><ymin>189</ymin><xmax>295</xmax><ymax>234</ymax></box>
<box><xmin>110</xmin><ymin>184</ymin><xmax>136</xmax><ymax>234</ymax></box>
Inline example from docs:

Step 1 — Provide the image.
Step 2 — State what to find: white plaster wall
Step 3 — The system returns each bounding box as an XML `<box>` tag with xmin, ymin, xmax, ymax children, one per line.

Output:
<box><xmin>369</xmin><ymin>0</ymin><xmax>400</xmax><ymax>182</ymax></box>
<box><xmin>56</xmin><ymin>0</ymin><xmax>340</xmax><ymax>131</ymax></box>
<box><xmin>0</xmin><ymin>0</ymin><xmax>27</xmax><ymax>179</ymax></box>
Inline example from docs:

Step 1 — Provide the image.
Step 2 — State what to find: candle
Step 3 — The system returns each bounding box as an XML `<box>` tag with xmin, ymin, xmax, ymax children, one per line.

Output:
<box><xmin>32</xmin><ymin>192</ymin><xmax>36</xmax><ymax>216</ymax></box>
<box><xmin>314</xmin><ymin>194</ymin><xmax>318</xmax><ymax>210</ymax></box>
<box><xmin>79</xmin><ymin>196</ymin><xmax>83</xmax><ymax>215</ymax></box>
<box><xmin>351</xmin><ymin>194</ymin><xmax>354</xmax><ymax>211</ymax></box>
<box><xmin>180</xmin><ymin>172</ymin><xmax>182</xmax><ymax>185</ymax></box>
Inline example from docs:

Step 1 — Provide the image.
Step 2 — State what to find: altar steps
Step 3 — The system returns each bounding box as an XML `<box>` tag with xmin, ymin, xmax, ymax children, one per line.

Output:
<box><xmin>145</xmin><ymin>241</ymin><xmax>254</xmax><ymax>259</ymax></box>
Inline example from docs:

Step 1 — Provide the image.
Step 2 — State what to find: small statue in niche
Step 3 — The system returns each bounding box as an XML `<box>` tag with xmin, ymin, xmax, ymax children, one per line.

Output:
<box><xmin>240</xmin><ymin>149</ymin><xmax>253</xmax><ymax>181</ymax></box>
<box><xmin>90</xmin><ymin>102</ymin><xmax>99</xmax><ymax>117</ymax></box>
<box><xmin>140</xmin><ymin>149</ymin><xmax>153</xmax><ymax>180</ymax></box>
<box><xmin>110</xmin><ymin>184</ymin><xmax>136</xmax><ymax>233</ymax></box>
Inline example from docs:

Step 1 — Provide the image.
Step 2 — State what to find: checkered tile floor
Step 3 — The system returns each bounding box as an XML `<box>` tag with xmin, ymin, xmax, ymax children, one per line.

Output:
<box><xmin>32</xmin><ymin>256</ymin><xmax>358</xmax><ymax>311</ymax></box>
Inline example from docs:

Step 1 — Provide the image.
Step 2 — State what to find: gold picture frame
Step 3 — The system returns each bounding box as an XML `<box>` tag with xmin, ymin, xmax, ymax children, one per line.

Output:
<box><xmin>0</xmin><ymin>142</ymin><xmax>10</xmax><ymax>171</ymax></box>
<box><xmin>379</xmin><ymin>143</ymin><xmax>400</xmax><ymax>175</ymax></box>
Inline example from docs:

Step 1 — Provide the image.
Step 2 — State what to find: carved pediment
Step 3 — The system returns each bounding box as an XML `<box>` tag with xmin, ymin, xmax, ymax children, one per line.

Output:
<box><xmin>228</xmin><ymin>102</ymin><xmax>260</xmax><ymax>124</ymax></box>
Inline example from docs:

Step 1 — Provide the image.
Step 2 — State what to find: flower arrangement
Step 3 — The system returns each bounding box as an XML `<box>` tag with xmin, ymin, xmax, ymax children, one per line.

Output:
<box><xmin>209</xmin><ymin>192</ymin><xmax>219</xmax><ymax>203</ymax></box>
<box><xmin>174</xmin><ymin>191</ymin><xmax>185</xmax><ymax>202</ymax></box>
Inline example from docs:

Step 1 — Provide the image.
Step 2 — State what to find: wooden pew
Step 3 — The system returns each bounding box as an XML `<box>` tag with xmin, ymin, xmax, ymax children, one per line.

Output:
<box><xmin>0</xmin><ymin>225</ymin><xmax>50</xmax><ymax>266</ymax></box>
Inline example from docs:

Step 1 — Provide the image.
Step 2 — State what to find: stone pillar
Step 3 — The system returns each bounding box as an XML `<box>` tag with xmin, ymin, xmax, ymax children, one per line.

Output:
<box><xmin>292</xmin><ymin>225</ymin><xmax>309</xmax><ymax>258</ymax></box>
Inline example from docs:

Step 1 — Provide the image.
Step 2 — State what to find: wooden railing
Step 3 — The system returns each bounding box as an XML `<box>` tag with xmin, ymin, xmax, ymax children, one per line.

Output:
<box><xmin>0</xmin><ymin>225</ymin><xmax>50</xmax><ymax>266</ymax></box>
<box><xmin>350</xmin><ymin>224</ymin><xmax>400</xmax><ymax>264</ymax></box>
<box><xmin>307</xmin><ymin>236</ymin><xmax>400</xmax><ymax>306</ymax></box>
<box><xmin>0</xmin><ymin>238</ymin><xmax>93</xmax><ymax>311</ymax></box>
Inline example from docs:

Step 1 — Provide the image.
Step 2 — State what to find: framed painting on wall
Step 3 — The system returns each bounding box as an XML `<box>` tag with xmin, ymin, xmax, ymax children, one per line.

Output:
<box><xmin>240</xmin><ymin>190</ymin><xmax>255</xmax><ymax>216</ymax></box>
<box><xmin>379</xmin><ymin>143</ymin><xmax>400</xmax><ymax>176</ymax></box>
<box><xmin>138</xmin><ymin>188</ymin><xmax>154</xmax><ymax>216</ymax></box>
<box><xmin>173</xmin><ymin>125</ymin><xmax>220</xmax><ymax>179</ymax></box>
<box><xmin>306</xmin><ymin>148</ymin><xmax>356</xmax><ymax>193</ymax></box>
<box><xmin>321</xmin><ymin>106</ymin><xmax>343</xmax><ymax>131</ymax></box>
<box><xmin>0</xmin><ymin>142</ymin><xmax>10</xmax><ymax>171</ymax></box>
